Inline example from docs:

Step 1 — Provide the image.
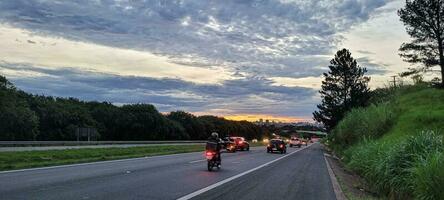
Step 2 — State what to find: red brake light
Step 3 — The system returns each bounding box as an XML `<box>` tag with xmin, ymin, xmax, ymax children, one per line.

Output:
<box><xmin>205</xmin><ymin>151</ymin><xmax>214</xmax><ymax>159</ymax></box>
<box><xmin>239</xmin><ymin>141</ymin><xmax>243</xmax><ymax>144</ymax></box>
<box><xmin>280</xmin><ymin>144</ymin><xmax>284</xmax><ymax>148</ymax></box>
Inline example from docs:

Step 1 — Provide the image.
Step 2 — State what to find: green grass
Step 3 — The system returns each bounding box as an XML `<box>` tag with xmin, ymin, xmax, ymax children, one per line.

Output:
<box><xmin>413</xmin><ymin>151</ymin><xmax>444</xmax><ymax>200</ymax></box>
<box><xmin>344</xmin><ymin>131</ymin><xmax>443</xmax><ymax>199</ymax></box>
<box><xmin>250</xmin><ymin>142</ymin><xmax>266</xmax><ymax>147</ymax></box>
<box><xmin>331</xmin><ymin>85</ymin><xmax>444</xmax><ymax>199</ymax></box>
<box><xmin>0</xmin><ymin>144</ymin><xmax>204</xmax><ymax>171</ymax></box>
<box><xmin>384</xmin><ymin>87</ymin><xmax>444</xmax><ymax>140</ymax></box>
<box><xmin>332</xmin><ymin>103</ymin><xmax>395</xmax><ymax>151</ymax></box>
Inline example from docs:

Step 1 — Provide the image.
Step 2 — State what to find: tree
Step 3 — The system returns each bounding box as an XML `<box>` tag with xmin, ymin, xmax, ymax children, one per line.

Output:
<box><xmin>0</xmin><ymin>75</ymin><xmax>15</xmax><ymax>90</ymax></box>
<box><xmin>0</xmin><ymin>75</ymin><xmax>39</xmax><ymax>140</ymax></box>
<box><xmin>398</xmin><ymin>0</ymin><xmax>444</xmax><ymax>86</ymax></box>
<box><xmin>167</xmin><ymin>111</ymin><xmax>206</xmax><ymax>139</ymax></box>
<box><xmin>313</xmin><ymin>49</ymin><xmax>370</xmax><ymax>131</ymax></box>
<box><xmin>0</xmin><ymin>74</ymin><xmax>264</xmax><ymax>141</ymax></box>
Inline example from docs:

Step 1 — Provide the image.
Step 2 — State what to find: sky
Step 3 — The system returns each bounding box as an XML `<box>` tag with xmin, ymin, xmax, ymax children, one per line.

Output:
<box><xmin>0</xmin><ymin>0</ymin><xmax>412</xmax><ymax>122</ymax></box>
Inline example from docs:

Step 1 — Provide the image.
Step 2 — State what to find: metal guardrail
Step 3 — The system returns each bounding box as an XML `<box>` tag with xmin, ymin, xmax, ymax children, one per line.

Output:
<box><xmin>295</xmin><ymin>130</ymin><xmax>327</xmax><ymax>136</ymax></box>
<box><xmin>0</xmin><ymin>140</ymin><xmax>207</xmax><ymax>147</ymax></box>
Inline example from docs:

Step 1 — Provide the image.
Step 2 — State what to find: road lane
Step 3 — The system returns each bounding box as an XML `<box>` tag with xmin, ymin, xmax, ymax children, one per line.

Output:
<box><xmin>191</xmin><ymin>143</ymin><xmax>336</xmax><ymax>200</ymax></box>
<box><xmin>0</xmin><ymin>143</ymin><xmax>333</xmax><ymax>200</ymax></box>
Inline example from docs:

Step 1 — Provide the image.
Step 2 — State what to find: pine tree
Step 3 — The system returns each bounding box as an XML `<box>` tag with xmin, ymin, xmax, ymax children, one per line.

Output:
<box><xmin>313</xmin><ymin>49</ymin><xmax>370</xmax><ymax>131</ymax></box>
<box><xmin>398</xmin><ymin>0</ymin><xmax>444</xmax><ymax>86</ymax></box>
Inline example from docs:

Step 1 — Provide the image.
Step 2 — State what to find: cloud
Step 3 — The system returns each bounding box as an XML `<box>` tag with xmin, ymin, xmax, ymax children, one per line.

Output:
<box><xmin>0</xmin><ymin>25</ymin><xmax>234</xmax><ymax>84</ymax></box>
<box><xmin>356</xmin><ymin>57</ymin><xmax>389</xmax><ymax>75</ymax></box>
<box><xmin>0</xmin><ymin>62</ymin><xmax>317</xmax><ymax>119</ymax></box>
<box><xmin>0</xmin><ymin>0</ymin><xmax>399</xmax><ymax>120</ymax></box>
<box><xmin>0</xmin><ymin>0</ymin><xmax>391</xmax><ymax>78</ymax></box>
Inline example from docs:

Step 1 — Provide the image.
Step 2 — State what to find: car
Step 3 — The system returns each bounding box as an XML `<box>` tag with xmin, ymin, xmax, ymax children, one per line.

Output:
<box><xmin>311</xmin><ymin>137</ymin><xmax>320</xmax><ymax>143</ymax></box>
<box><xmin>267</xmin><ymin>139</ymin><xmax>287</xmax><ymax>154</ymax></box>
<box><xmin>289</xmin><ymin>137</ymin><xmax>302</xmax><ymax>148</ymax></box>
<box><xmin>301</xmin><ymin>139</ymin><xmax>308</xmax><ymax>146</ymax></box>
<box><xmin>221</xmin><ymin>137</ymin><xmax>236</xmax><ymax>152</ymax></box>
<box><xmin>229</xmin><ymin>136</ymin><xmax>250</xmax><ymax>151</ymax></box>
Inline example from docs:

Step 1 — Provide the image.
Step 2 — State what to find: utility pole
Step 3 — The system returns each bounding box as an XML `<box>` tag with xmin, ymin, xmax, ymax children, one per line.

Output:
<box><xmin>390</xmin><ymin>75</ymin><xmax>397</xmax><ymax>87</ymax></box>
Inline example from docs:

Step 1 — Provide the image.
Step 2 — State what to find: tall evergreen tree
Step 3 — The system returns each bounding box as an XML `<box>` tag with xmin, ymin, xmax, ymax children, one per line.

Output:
<box><xmin>313</xmin><ymin>49</ymin><xmax>370</xmax><ymax>131</ymax></box>
<box><xmin>398</xmin><ymin>0</ymin><xmax>444</xmax><ymax>86</ymax></box>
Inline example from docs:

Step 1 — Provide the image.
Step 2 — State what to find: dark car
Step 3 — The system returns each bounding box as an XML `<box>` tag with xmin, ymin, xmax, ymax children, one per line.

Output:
<box><xmin>267</xmin><ymin>139</ymin><xmax>287</xmax><ymax>154</ymax></box>
<box><xmin>222</xmin><ymin>137</ymin><xmax>236</xmax><ymax>152</ymax></box>
<box><xmin>229</xmin><ymin>136</ymin><xmax>250</xmax><ymax>151</ymax></box>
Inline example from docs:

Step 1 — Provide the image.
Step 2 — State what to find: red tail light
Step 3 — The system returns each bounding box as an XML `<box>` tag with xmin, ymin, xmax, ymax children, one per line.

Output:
<box><xmin>238</xmin><ymin>141</ymin><xmax>243</xmax><ymax>144</ymax></box>
<box><xmin>267</xmin><ymin>144</ymin><xmax>271</xmax><ymax>147</ymax></box>
<box><xmin>280</xmin><ymin>144</ymin><xmax>284</xmax><ymax>148</ymax></box>
<box><xmin>205</xmin><ymin>151</ymin><xmax>214</xmax><ymax>159</ymax></box>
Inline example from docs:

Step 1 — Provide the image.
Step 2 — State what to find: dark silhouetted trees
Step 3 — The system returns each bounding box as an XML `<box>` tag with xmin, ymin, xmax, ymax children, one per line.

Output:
<box><xmin>398</xmin><ymin>0</ymin><xmax>444</xmax><ymax>86</ymax></box>
<box><xmin>0</xmin><ymin>76</ymin><xmax>39</xmax><ymax>140</ymax></box>
<box><xmin>313</xmin><ymin>49</ymin><xmax>370</xmax><ymax>131</ymax></box>
<box><xmin>0</xmin><ymin>75</ymin><xmax>262</xmax><ymax>141</ymax></box>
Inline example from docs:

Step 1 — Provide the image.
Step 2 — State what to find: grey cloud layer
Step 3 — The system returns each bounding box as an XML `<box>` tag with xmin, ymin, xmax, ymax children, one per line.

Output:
<box><xmin>1</xmin><ymin>63</ymin><xmax>317</xmax><ymax>117</ymax></box>
<box><xmin>0</xmin><ymin>0</ymin><xmax>390</xmax><ymax>77</ymax></box>
<box><xmin>0</xmin><ymin>0</ymin><xmax>392</xmax><ymax>118</ymax></box>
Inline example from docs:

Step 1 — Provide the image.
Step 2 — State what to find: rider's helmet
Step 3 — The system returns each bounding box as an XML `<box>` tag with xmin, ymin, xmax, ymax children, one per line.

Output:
<box><xmin>211</xmin><ymin>132</ymin><xmax>219</xmax><ymax>138</ymax></box>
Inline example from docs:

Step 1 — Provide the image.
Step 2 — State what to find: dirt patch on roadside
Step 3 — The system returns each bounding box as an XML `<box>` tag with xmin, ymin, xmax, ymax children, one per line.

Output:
<box><xmin>324</xmin><ymin>150</ymin><xmax>379</xmax><ymax>200</ymax></box>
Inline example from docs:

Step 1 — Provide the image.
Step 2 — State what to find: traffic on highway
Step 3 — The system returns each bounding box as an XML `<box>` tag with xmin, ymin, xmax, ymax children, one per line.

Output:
<box><xmin>1</xmin><ymin>0</ymin><xmax>442</xmax><ymax>199</ymax></box>
<box><xmin>204</xmin><ymin>132</ymin><xmax>313</xmax><ymax>172</ymax></box>
<box><xmin>0</xmin><ymin>134</ymin><xmax>333</xmax><ymax>200</ymax></box>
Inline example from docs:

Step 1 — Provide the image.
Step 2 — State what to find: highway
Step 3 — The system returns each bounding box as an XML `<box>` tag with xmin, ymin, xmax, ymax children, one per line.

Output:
<box><xmin>0</xmin><ymin>143</ymin><xmax>336</xmax><ymax>200</ymax></box>
<box><xmin>0</xmin><ymin>143</ymin><xmax>204</xmax><ymax>152</ymax></box>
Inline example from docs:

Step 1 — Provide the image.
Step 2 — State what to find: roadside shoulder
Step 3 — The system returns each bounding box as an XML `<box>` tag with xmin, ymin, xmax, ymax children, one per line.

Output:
<box><xmin>323</xmin><ymin>146</ymin><xmax>380</xmax><ymax>200</ymax></box>
<box><xmin>324</xmin><ymin>152</ymin><xmax>346</xmax><ymax>200</ymax></box>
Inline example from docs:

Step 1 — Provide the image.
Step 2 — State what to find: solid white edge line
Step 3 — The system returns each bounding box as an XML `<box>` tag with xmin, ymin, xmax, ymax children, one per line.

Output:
<box><xmin>189</xmin><ymin>159</ymin><xmax>206</xmax><ymax>164</ymax></box>
<box><xmin>0</xmin><ymin>146</ymin><xmax>265</xmax><ymax>174</ymax></box>
<box><xmin>0</xmin><ymin>151</ymin><xmax>203</xmax><ymax>174</ymax></box>
<box><xmin>323</xmin><ymin>153</ymin><xmax>346</xmax><ymax>200</ymax></box>
<box><xmin>176</xmin><ymin>144</ymin><xmax>314</xmax><ymax>200</ymax></box>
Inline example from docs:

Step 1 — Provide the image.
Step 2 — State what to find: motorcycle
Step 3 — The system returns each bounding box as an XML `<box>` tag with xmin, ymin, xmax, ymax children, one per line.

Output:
<box><xmin>205</xmin><ymin>150</ymin><xmax>221</xmax><ymax>171</ymax></box>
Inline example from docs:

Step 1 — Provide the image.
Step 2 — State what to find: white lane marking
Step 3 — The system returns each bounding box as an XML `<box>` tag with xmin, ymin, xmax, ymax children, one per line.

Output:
<box><xmin>189</xmin><ymin>159</ymin><xmax>206</xmax><ymax>164</ymax></box>
<box><xmin>0</xmin><ymin>151</ymin><xmax>202</xmax><ymax>175</ymax></box>
<box><xmin>0</xmin><ymin>146</ymin><xmax>266</xmax><ymax>174</ymax></box>
<box><xmin>177</xmin><ymin>144</ymin><xmax>313</xmax><ymax>200</ymax></box>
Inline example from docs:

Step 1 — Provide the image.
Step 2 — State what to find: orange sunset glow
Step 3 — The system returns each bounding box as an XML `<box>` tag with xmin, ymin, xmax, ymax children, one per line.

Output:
<box><xmin>224</xmin><ymin>114</ymin><xmax>309</xmax><ymax>123</ymax></box>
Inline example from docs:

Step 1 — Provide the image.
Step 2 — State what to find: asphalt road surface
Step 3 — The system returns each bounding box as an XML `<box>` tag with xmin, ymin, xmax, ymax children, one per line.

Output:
<box><xmin>0</xmin><ymin>143</ymin><xmax>335</xmax><ymax>200</ymax></box>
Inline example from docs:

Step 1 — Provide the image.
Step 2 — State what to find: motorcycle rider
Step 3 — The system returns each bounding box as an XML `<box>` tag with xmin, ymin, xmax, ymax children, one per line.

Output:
<box><xmin>207</xmin><ymin>132</ymin><xmax>222</xmax><ymax>166</ymax></box>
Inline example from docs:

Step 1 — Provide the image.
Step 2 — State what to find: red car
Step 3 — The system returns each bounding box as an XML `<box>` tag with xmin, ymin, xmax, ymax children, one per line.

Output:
<box><xmin>229</xmin><ymin>137</ymin><xmax>250</xmax><ymax>151</ymax></box>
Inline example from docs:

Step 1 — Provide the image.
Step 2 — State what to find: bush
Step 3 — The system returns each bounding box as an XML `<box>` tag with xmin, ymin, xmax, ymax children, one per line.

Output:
<box><xmin>344</xmin><ymin>139</ymin><xmax>396</xmax><ymax>195</ymax></box>
<box><xmin>344</xmin><ymin>131</ymin><xmax>443</xmax><ymax>199</ymax></box>
<box><xmin>413</xmin><ymin>151</ymin><xmax>444</xmax><ymax>200</ymax></box>
<box><xmin>331</xmin><ymin>103</ymin><xmax>395</xmax><ymax>150</ymax></box>
<box><xmin>334</xmin><ymin>85</ymin><xmax>444</xmax><ymax>199</ymax></box>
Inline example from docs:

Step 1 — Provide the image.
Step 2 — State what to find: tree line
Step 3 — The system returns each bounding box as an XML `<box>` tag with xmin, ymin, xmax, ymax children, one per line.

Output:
<box><xmin>0</xmin><ymin>76</ymin><xmax>263</xmax><ymax>141</ymax></box>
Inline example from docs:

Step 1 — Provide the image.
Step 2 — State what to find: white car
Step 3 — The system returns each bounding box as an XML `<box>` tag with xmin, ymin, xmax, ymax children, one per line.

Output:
<box><xmin>289</xmin><ymin>137</ymin><xmax>302</xmax><ymax>148</ymax></box>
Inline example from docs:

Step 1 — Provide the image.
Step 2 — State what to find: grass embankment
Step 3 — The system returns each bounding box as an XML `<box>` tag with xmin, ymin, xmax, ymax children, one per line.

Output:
<box><xmin>329</xmin><ymin>85</ymin><xmax>444</xmax><ymax>200</ymax></box>
<box><xmin>0</xmin><ymin>144</ymin><xmax>204</xmax><ymax>171</ymax></box>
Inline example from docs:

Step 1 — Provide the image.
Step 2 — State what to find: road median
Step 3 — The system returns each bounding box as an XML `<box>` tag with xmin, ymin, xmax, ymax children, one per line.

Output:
<box><xmin>0</xmin><ymin>144</ymin><xmax>204</xmax><ymax>171</ymax></box>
